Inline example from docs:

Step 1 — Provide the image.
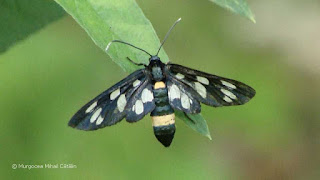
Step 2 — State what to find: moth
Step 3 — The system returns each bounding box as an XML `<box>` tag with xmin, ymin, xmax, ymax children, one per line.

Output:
<box><xmin>69</xmin><ymin>18</ymin><xmax>256</xmax><ymax>147</ymax></box>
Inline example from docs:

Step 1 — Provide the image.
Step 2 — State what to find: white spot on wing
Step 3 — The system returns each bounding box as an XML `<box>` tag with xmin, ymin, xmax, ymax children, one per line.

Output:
<box><xmin>141</xmin><ymin>88</ymin><xmax>153</xmax><ymax>103</ymax></box>
<box><xmin>133</xmin><ymin>80</ymin><xmax>141</xmax><ymax>87</ymax></box>
<box><xmin>221</xmin><ymin>89</ymin><xmax>237</xmax><ymax>99</ymax></box>
<box><xmin>221</xmin><ymin>80</ymin><xmax>236</xmax><ymax>89</ymax></box>
<box><xmin>175</xmin><ymin>73</ymin><xmax>185</xmax><ymax>80</ymax></box>
<box><xmin>196</xmin><ymin>76</ymin><xmax>209</xmax><ymax>85</ymax></box>
<box><xmin>117</xmin><ymin>94</ymin><xmax>126</xmax><ymax>112</ymax></box>
<box><xmin>90</xmin><ymin>108</ymin><xmax>102</xmax><ymax>123</ymax></box>
<box><xmin>168</xmin><ymin>84</ymin><xmax>181</xmax><ymax>101</ymax></box>
<box><xmin>223</xmin><ymin>96</ymin><xmax>233</xmax><ymax>103</ymax></box>
<box><xmin>96</xmin><ymin>115</ymin><xmax>104</xmax><ymax>125</ymax></box>
<box><xmin>194</xmin><ymin>82</ymin><xmax>206</xmax><ymax>98</ymax></box>
<box><xmin>85</xmin><ymin>101</ymin><xmax>97</xmax><ymax>113</ymax></box>
<box><xmin>181</xmin><ymin>93</ymin><xmax>190</xmax><ymax>109</ymax></box>
<box><xmin>110</xmin><ymin>89</ymin><xmax>120</xmax><ymax>100</ymax></box>
<box><xmin>135</xmin><ymin>100</ymin><xmax>144</xmax><ymax>115</ymax></box>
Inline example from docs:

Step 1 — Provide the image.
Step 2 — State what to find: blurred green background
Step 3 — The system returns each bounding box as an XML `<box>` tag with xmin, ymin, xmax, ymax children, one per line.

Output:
<box><xmin>1</xmin><ymin>0</ymin><xmax>320</xmax><ymax>179</ymax></box>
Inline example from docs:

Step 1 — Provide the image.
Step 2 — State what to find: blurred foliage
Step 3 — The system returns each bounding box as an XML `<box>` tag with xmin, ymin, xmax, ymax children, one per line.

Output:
<box><xmin>0</xmin><ymin>0</ymin><xmax>65</xmax><ymax>53</ymax></box>
<box><xmin>176</xmin><ymin>111</ymin><xmax>212</xmax><ymax>140</ymax></box>
<box><xmin>0</xmin><ymin>0</ymin><xmax>255</xmax><ymax>55</ymax></box>
<box><xmin>1</xmin><ymin>0</ymin><xmax>320</xmax><ymax>179</ymax></box>
<box><xmin>209</xmin><ymin>0</ymin><xmax>255</xmax><ymax>23</ymax></box>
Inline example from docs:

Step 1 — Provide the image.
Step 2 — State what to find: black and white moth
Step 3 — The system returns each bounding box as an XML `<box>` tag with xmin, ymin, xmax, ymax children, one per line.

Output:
<box><xmin>69</xmin><ymin>18</ymin><xmax>256</xmax><ymax>147</ymax></box>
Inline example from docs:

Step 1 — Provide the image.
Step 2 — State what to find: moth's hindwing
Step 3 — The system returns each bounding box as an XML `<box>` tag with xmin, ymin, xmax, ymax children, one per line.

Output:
<box><xmin>125</xmin><ymin>77</ymin><xmax>155</xmax><ymax>122</ymax></box>
<box><xmin>166</xmin><ymin>80</ymin><xmax>201</xmax><ymax>114</ymax></box>
<box><xmin>69</xmin><ymin>69</ymin><xmax>154</xmax><ymax>130</ymax></box>
<box><xmin>165</xmin><ymin>64</ymin><xmax>255</xmax><ymax>110</ymax></box>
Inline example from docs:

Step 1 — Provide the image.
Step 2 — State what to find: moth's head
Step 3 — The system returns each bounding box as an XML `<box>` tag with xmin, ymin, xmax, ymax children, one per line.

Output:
<box><xmin>149</xmin><ymin>56</ymin><xmax>160</xmax><ymax>62</ymax></box>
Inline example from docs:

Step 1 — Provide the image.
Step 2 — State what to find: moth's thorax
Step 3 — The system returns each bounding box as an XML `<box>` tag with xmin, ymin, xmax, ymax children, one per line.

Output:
<box><xmin>148</xmin><ymin>56</ymin><xmax>165</xmax><ymax>81</ymax></box>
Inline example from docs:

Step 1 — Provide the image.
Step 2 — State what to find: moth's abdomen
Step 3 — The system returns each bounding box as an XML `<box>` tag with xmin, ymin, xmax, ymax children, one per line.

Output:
<box><xmin>152</xmin><ymin>114</ymin><xmax>175</xmax><ymax>147</ymax></box>
<box><xmin>151</xmin><ymin>81</ymin><xmax>175</xmax><ymax>147</ymax></box>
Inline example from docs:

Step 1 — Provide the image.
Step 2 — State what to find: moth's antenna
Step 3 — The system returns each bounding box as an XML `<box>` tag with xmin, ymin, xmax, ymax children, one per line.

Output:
<box><xmin>106</xmin><ymin>40</ymin><xmax>152</xmax><ymax>57</ymax></box>
<box><xmin>156</xmin><ymin>18</ymin><xmax>182</xmax><ymax>56</ymax></box>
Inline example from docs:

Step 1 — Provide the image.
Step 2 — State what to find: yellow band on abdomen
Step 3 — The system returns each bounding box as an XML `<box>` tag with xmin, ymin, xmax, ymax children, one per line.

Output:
<box><xmin>152</xmin><ymin>113</ymin><xmax>175</xmax><ymax>127</ymax></box>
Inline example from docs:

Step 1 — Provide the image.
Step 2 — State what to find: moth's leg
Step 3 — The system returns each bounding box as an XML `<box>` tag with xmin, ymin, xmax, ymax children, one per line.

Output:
<box><xmin>127</xmin><ymin>57</ymin><xmax>147</xmax><ymax>67</ymax></box>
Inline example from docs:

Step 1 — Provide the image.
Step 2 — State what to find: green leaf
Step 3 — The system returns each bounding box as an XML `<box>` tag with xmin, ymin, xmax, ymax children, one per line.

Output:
<box><xmin>54</xmin><ymin>0</ymin><xmax>169</xmax><ymax>73</ymax></box>
<box><xmin>54</xmin><ymin>0</ymin><xmax>211</xmax><ymax>139</ymax></box>
<box><xmin>176</xmin><ymin>111</ymin><xmax>212</xmax><ymax>140</ymax></box>
<box><xmin>0</xmin><ymin>0</ymin><xmax>65</xmax><ymax>54</ymax></box>
<box><xmin>209</xmin><ymin>0</ymin><xmax>256</xmax><ymax>23</ymax></box>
